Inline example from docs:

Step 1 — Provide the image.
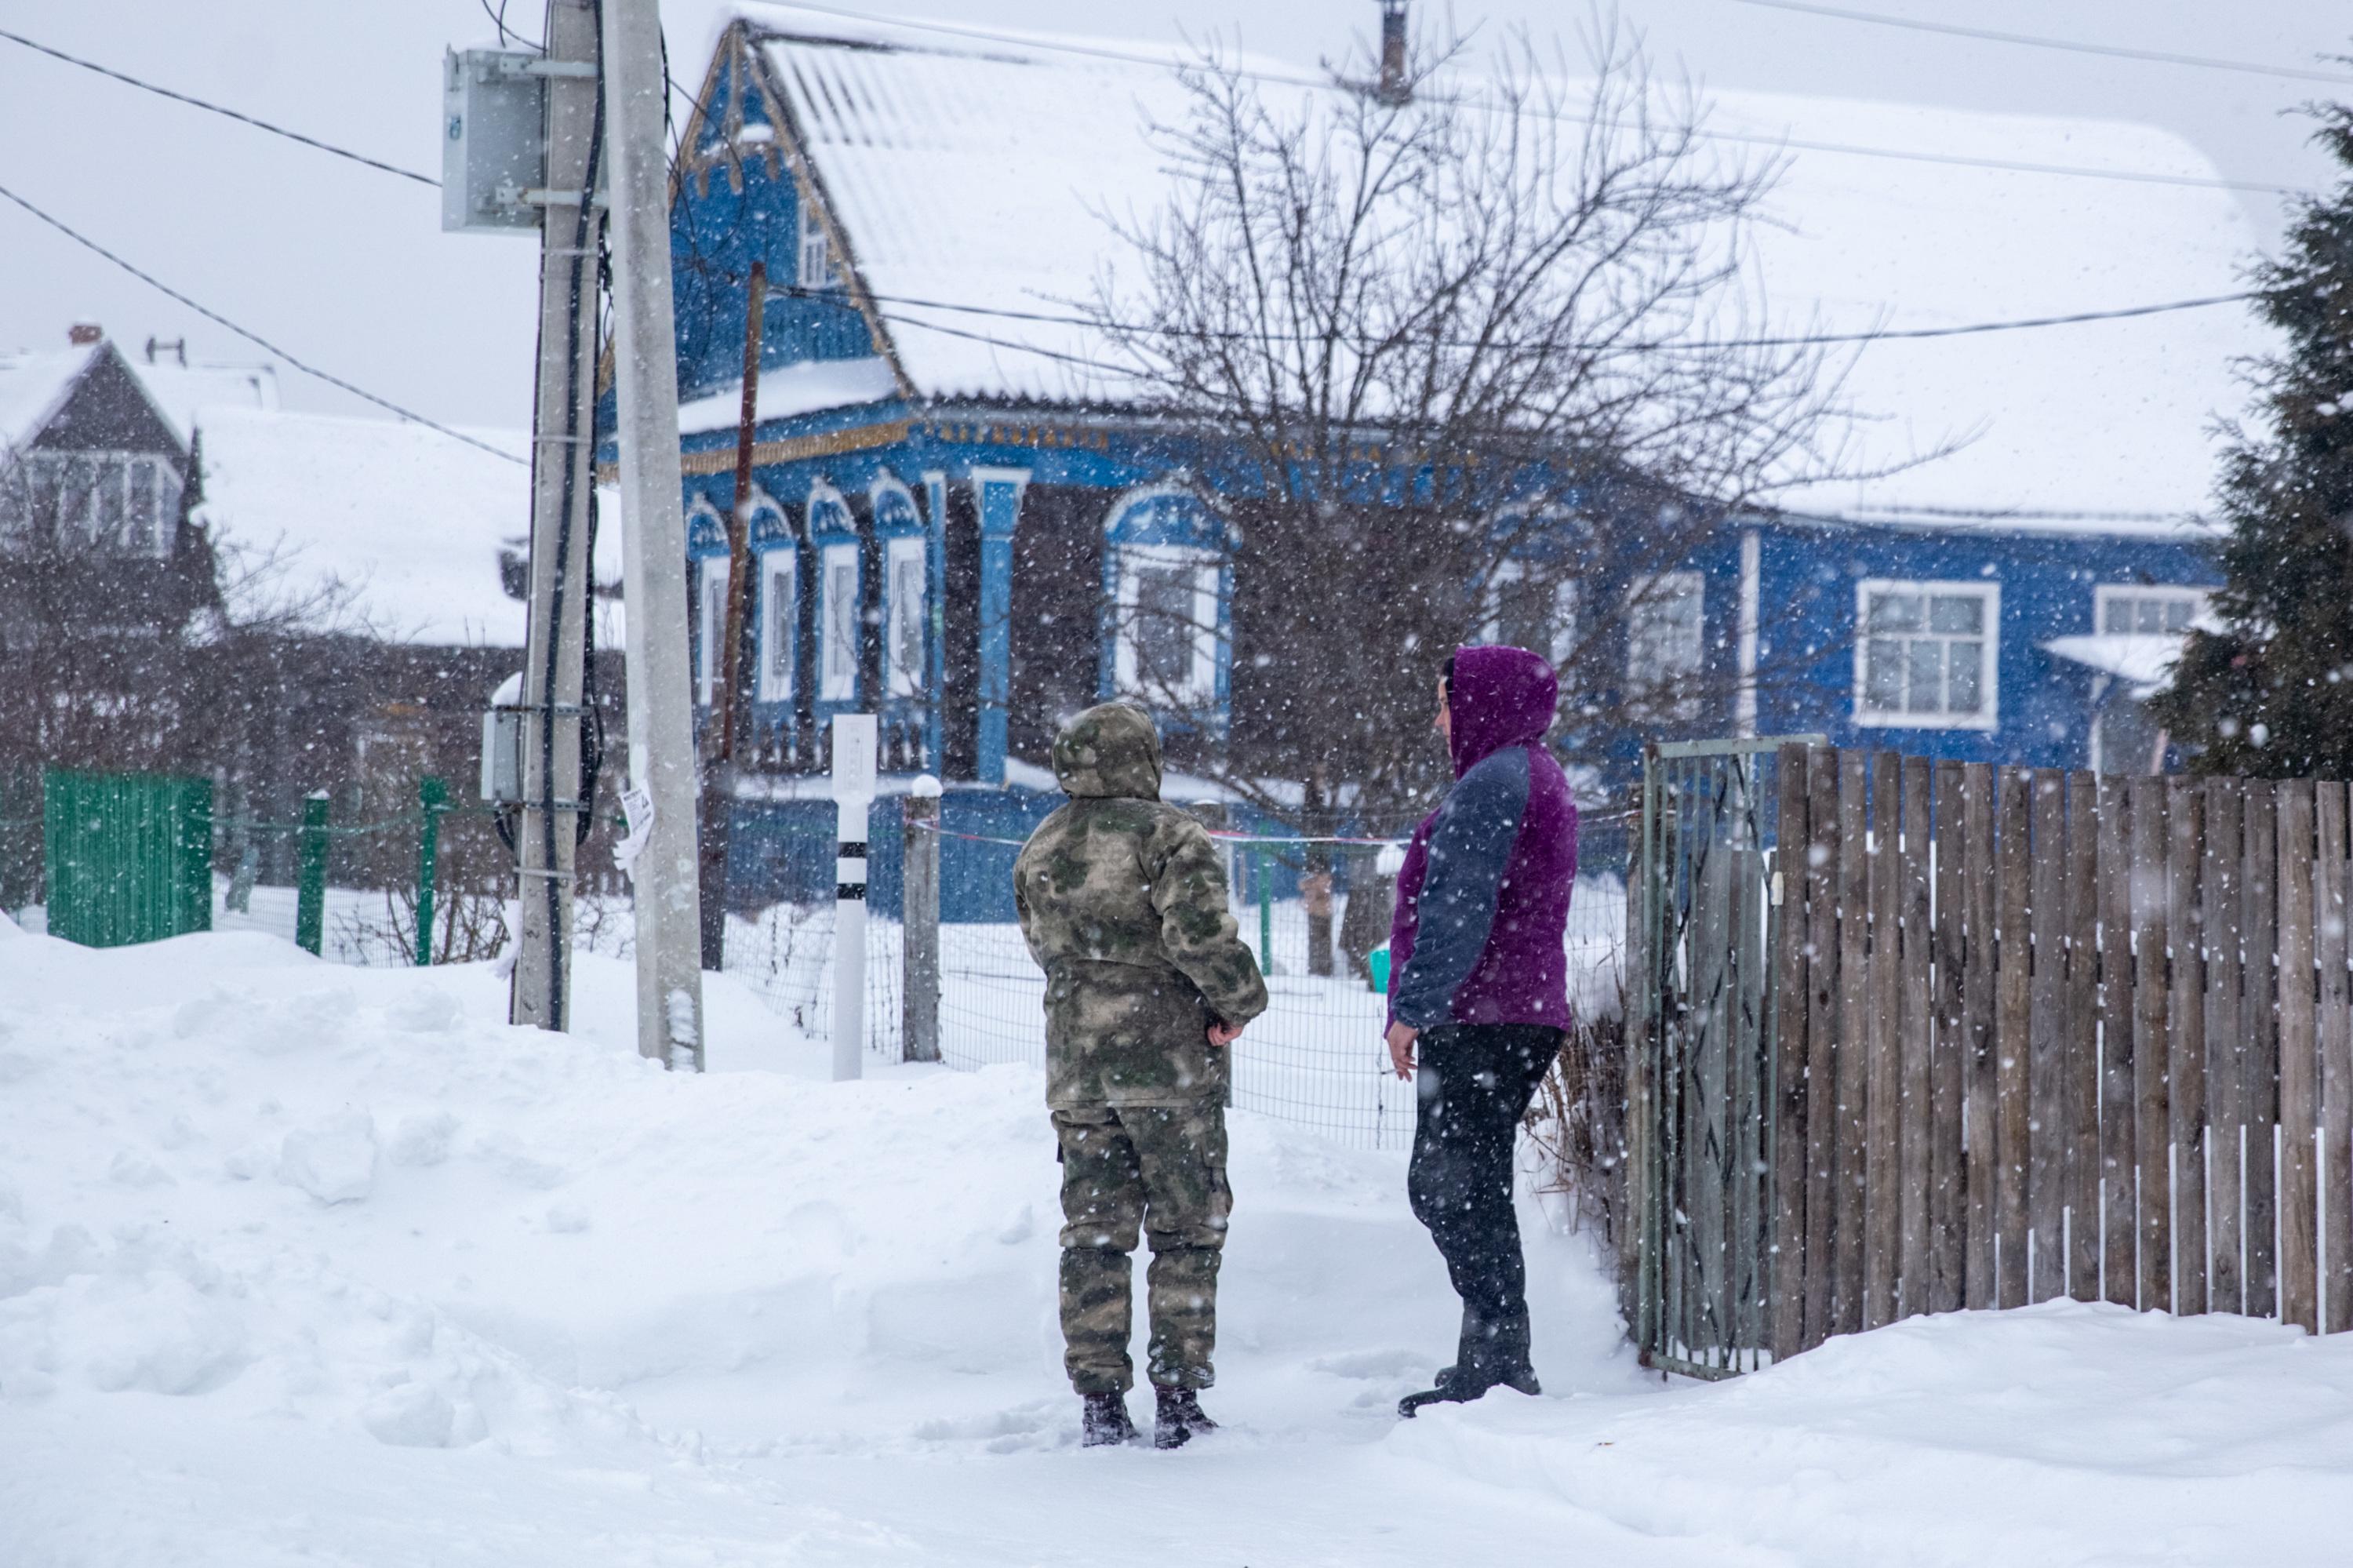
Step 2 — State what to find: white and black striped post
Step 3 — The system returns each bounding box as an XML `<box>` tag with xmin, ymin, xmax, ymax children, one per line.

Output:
<box><xmin>830</xmin><ymin>713</ymin><xmax>878</xmax><ymax>1082</ymax></box>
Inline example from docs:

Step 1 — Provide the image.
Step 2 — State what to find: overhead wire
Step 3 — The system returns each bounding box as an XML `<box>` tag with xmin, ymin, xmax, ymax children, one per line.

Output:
<box><xmin>745</xmin><ymin>1</ymin><xmax>2313</xmax><ymax>198</ymax></box>
<box><xmin>0</xmin><ymin>13</ymin><xmax>2276</xmax><ymax>471</ymax></box>
<box><xmin>775</xmin><ymin>279</ymin><xmax>2257</xmax><ymax>355</ymax></box>
<box><xmin>0</xmin><ymin>177</ymin><xmax>524</xmax><ymax>465</ymax></box>
<box><xmin>1708</xmin><ymin>0</ymin><xmax>2353</xmax><ymax>87</ymax></box>
<box><xmin>0</xmin><ymin>25</ymin><xmax>438</xmax><ymax>187</ymax></box>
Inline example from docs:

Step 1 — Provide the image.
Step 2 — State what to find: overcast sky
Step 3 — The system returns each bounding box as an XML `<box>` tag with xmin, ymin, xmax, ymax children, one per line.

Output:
<box><xmin>1</xmin><ymin>1</ymin><xmax>2344</xmax><ymax>431</ymax></box>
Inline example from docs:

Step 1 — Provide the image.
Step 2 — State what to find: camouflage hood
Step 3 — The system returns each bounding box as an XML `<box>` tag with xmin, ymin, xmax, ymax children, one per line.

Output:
<box><xmin>1051</xmin><ymin>703</ymin><xmax>1164</xmax><ymax>801</ymax></box>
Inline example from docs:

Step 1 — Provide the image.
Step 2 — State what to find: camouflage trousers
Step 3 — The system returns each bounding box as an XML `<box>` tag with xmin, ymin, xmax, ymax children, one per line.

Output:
<box><xmin>1052</xmin><ymin>1101</ymin><xmax>1231</xmax><ymax>1395</ymax></box>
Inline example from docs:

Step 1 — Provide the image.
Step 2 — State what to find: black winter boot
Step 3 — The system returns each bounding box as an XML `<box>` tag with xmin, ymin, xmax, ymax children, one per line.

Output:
<box><xmin>1081</xmin><ymin>1392</ymin><xmax>1137</xmax><ymax>1447</ymax></box>
<box><xmin>1153</xmin><ymin>1387</ymin><xmax>1219</xmax><ymax>1449</ymax></box>
<box><xmin>1398</xmin><ymin>1312</ymin><xmax>1540</xmax><ymax>1418</ymax></box>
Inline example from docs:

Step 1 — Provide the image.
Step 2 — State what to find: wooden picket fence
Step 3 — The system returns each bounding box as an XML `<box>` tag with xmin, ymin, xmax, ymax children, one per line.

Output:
<box><xmin>1766</xmin><ymin>744</ymin><xmax>2353</xmax><ymax>1358</ymax></box>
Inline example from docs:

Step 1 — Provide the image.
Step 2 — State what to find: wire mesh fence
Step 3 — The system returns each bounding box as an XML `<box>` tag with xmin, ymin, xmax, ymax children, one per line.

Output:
<box><xmin>718</xmin><ymin>811</ymin><xmax>1631</xmax><ymax>1151</ymax></box>
<box><xmin>4</xmin><ymin>762</ymin><xmax>1630</xmax><ymax>1154</ymax></box>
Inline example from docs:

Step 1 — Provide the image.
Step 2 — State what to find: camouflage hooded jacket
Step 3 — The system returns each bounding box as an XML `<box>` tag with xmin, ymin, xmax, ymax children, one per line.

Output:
<box><xmin>1014</xmin><ymin>703</ymin><xmax>1268</xmax><ymax>1108</ymax></box>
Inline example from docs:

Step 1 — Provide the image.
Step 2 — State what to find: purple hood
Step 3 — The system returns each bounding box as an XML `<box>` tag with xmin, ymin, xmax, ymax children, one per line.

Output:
<box><xmin>1448</xmin><ymin>644</ymin><xmax>1561</xmax><ymax>776</ymax></box>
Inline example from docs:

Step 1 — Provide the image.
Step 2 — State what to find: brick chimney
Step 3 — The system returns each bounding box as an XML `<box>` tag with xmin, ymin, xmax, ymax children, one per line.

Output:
<box><xmin>68</xmin><ymin>322</ymin><xmax>103</xmax><ymax>346</ymax></box>
<box><xmin>1377</xmin><ymin>2</ymin><xmax>1409</xmax><ymax>105</ymax></box>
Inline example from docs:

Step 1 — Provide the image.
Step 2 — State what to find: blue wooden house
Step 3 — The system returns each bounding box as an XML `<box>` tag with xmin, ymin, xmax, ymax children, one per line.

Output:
<box><xmin>624</xmin><ymin>10</ymin><xmax>2247</xmax><ymax>909</ymax></box>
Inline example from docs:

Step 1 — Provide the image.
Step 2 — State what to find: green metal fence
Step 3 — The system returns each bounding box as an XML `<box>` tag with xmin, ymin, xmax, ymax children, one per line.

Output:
<box><xmin>42</xmin><ymin>769</ymin><xmax>214</xmax><ymax>948</ymax></box>
<box><xmin>1627</xmin><ymin>737</ymin><xmax>1818</xmax><ymax>1379</ymax></box>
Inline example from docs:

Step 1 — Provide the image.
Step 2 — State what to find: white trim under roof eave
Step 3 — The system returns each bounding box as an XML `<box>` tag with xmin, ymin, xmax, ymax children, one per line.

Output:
<box><xmin>743</xmin><ymin>24</ymin><xmax>921</xmax><ymax>406</ymax></box>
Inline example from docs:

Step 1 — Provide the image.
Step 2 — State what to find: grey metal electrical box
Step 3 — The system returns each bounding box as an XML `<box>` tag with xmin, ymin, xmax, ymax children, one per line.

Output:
<box><xmin>442</xmin><ymin>49</ymin><xmax>545</xmax><ymax>235</ymax></box>
<box><xmin>482</xmin><ymin>674</ymin><xmax>528</xmax><ymax>802</ymax></box>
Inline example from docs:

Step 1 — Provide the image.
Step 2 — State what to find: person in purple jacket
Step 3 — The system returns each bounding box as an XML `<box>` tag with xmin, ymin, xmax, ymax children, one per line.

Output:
<box><xmin>1383</xmin><ymin>644</ymin><xmax>1578</xmax><ymax>1417</ymax></box>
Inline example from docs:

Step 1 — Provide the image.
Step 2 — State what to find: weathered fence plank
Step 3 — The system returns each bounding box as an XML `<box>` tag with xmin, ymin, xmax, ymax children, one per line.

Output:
<box><xmin>2243</xmin><ymin>782</ymin><xmax>2279</xmax><ymax>1319</ymax></box>
<box><xmin>2320</xmin><ymin>784</ymin><xmax>2353</xmax><ymax>1335</ymax></box>
<box><xmin>2206</xmin><ymin>780</ymin><xmax>2245</xmax><ymax>1314</ymax></box>
<box><xmin>2169</xmin><ymin>779</ymin><xmax>2209</xmax><ymax>1315</ymax></box>
<box><xmin>1963</xmin><ymin>762</ymin><xmax>1999</xmax><ymax>1310</ymax></box>
<box><xmin>1900</xmin><ymin>755</ymin><xmax>1934</xmax><ymax>1315</ymax></box>
<box><xmin>2067</xmin><ymin>771</ymin><xmax>2101</xmax><ymax>1302</ymax></box>
<box><xmin>2133</xmin><ymin>783</ymin><xmax>2172</xmax><ymax>1314</ymax></box>
<box><xmin>1803</xmin><ymin>749</ymin><xmax>1841</xmax><ymax>1349</ymax></box>
<box><xmin>1864</xmin><ymin>752</ymin><xmax>1904</xmax><ymax>1329</ymax></box>
<box><xmin>2098</xmin><ymin>776</ymin><xmax>2136</xmax><ymax>1307</ymax></box>
<box><xmin>1996</xmin><ymin>766</ymin><xmax>2033</xmax><ymax>1308</ymax></box>
<box><xmin>2278</xmin><ymin>780</ymin><xmax>2318</xmax><ymax>1333</ymax></box>
<box><xmin>1930</xmin><ymin>759</ymin><xmax>1967</xmax><ymax>1312</ymax></box>
<box><xmin>2029</xmin><ymin>771</ymin><xmax>2068</xmax><ymax>1302</ymax></box>
<box><xmin>1771</xmin><ymin>745</ymin><xmax>1811</xmax><ymax>1360</ymax></box>
<box><xmin>1835</xmin><ymin>749</ymin><xmax>1870</xmax><ymax>1337</ymax></box>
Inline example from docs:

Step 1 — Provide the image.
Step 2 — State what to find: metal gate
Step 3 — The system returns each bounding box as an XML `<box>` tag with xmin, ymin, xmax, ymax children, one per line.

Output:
<box><xmin>1626</xmin><ymin>737</ymin><xmax>1815</xmax><ymax>1377</ymax></box>
<box><xmin>42</xmin><ymin>769</ymin><xmax>213</xmax><ymax>948</ymax></box>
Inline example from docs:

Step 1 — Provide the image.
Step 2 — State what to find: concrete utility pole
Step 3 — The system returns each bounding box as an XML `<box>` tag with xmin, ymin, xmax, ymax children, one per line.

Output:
<box><xmin>602</xmin><ymin>0</ymin><xmax>707</xmax><ymax>1068</ymax></box>
<box><xmin>508</xmin><ymin>0</ymin><xmax>602</xmax><ymax>1033</ymax></box>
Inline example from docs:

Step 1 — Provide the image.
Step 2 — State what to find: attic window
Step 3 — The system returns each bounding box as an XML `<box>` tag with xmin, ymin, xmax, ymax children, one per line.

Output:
<box><xmin>798</xmin><ymin>202</ymin><xmax>840</xmax><ymax>291</ymax></box>
<box><xmin>6</xmin><ymin>452</ymin><xmax>179</xmax><ymax>558</ymax></box>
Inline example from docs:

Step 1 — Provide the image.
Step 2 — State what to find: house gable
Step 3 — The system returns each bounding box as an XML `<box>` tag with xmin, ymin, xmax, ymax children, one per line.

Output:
<box><xmin>665</xmin><ymin>22</ymin><xmax>908</xmax><ymax>427</ymax></box>
<box><xmin>30</xmin><ymin>344</ymin><xmax>187</xmax><ymax>466</ymax></box>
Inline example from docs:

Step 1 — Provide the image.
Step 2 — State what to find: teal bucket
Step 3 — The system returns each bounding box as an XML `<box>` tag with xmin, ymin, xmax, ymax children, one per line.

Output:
<box><xmin>1368</xmin><ymin>945</ymin><xmax>1391</xmax><ymax>994</ymax></box>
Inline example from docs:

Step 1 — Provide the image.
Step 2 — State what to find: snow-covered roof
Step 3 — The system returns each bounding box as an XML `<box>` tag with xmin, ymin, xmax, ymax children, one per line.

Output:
<box><xmin>0</xmin><ymin>348</ymin><xmax>85</xmax><ymax>451</ymax></box>
<box><xmin>193</xmin><ymin>406</ymin><xmax>620</xmax><ymax>649</ymax></box>
<box><xmin>139</xmin><ymin>358</ymin><xmax>280</xmax><ymax>445</ymax></box>
<box><xmin>0</xmin><ymin>342</ymin><xmax>276</xmax><ymax>452</ymax></box>
<box><xmin>677</xmin><ymin>355</ymin><xmax>898</xmax><ymax>435</ymax></box>
<box><xmin>2042</xmin><ymin>632</ymin><xmax>2187</xmax><ymax>697</ymax></box>
<box><xmin>721</xmin><ymin>4</ymin><xmax>2264</xmax><ymax>531</ymax></box>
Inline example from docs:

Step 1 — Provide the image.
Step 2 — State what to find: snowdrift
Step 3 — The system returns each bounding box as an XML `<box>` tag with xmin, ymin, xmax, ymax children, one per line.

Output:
<box><xmin>2</xmin><ymin>919</ymin><xmax>2348</xmax><ymax>1564</ymax></box>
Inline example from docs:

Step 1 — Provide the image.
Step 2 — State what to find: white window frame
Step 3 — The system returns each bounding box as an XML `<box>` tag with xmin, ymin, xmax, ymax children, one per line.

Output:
<box><xmin>1853</xmin><ymin>577</ymin><xmax>2001</xmax><ymax>731</ymax></box>
<box><xmin>1111</xmin><ymin>541</ymin><xmax>1220</xmax><ymax>706</ymax></box>
<box><xmin>696</xmin><ymin>555</ymin><xmax>730</xmax><ymax>708</ymax></box>
<box><xmin>1481</xmin><ymin>558</ymin><xmax>1580</xmax><ymax>668</ymax></box>
<box><xmin>1624</xmin><ymin>570</ymin><xmax>1705</xmax><ymax>722</ymax></box>
<box><xmin>797</xmin><ymin>199</ymin><xmax>838</xmax><ymax>291</ymax></box>
<box><xmin>819</xmin><ymin>541</ymin><xmax>860</xmax><ymax>704</ymax></box>
<box><xmin>883</xmin><ymin>534</ymin><xmax>926</xmax><ymax>700</ymax></box>
<box><xmin>15</xmin><ymin>450</ymin><xmax>176</xmax><ymax>556</ymax></box>
<box><xmin>758</xmin><ymin>548</ymin><xmax>796</xmax><ymax>704</ymax></box>
<box><xmin>2093</xmin><ymin>584</ymin><xmax>2208</xmax><ymax>638</ymax></box>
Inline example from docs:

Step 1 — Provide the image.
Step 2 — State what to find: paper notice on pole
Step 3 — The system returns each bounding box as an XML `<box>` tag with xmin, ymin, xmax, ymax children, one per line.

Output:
<box><xmin>616</xmin><ymin>784</ymin><xmax>655</xmax><ymax>879</ymax></box>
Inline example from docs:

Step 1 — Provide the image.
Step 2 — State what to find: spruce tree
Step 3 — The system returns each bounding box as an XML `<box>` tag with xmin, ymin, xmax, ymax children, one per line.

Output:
<box><xmin>2157</xmin><ymin>101</ymin><xmax>2353</xmax><ymax>777</ymax></box>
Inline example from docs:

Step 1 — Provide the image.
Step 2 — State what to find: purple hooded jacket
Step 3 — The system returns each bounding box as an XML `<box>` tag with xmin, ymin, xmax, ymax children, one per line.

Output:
<box><xmin>1385</xmin><ymin>645</ymin><xmax>1579</xmax><ymax>1032</ymax></box>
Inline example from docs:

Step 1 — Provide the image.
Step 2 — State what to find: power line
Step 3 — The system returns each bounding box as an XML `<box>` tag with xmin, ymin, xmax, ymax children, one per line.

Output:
<box><xmin>747</xmin><ymin>2</ymin><xmax>2311</xmax><ymax>198</ymax></box>
<box><xmin>769</xmin><ymin>277</ymin><xmax>2252</xmax><ymax>355</ymax></box>
<box><xmin>0</xmin><ymin>177</ymin><xmax>522</xmax><ymax>466</ymax></box>
<box><xmin>1710</xmin><ymin>0</ymin><xmax>2353</xmax><ymax>87</ymax></box>
<box><xmin>0</xmin><ymin>26</ymin><xmax>438</xmax><ymax>187</ymax></box>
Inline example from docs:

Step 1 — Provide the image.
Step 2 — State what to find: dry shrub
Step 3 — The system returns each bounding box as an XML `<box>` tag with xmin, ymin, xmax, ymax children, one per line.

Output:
<box><xmin>1526</xmin><ymin>973</ymin><xmax>1629</xmax><ymax>1253</ymax></box>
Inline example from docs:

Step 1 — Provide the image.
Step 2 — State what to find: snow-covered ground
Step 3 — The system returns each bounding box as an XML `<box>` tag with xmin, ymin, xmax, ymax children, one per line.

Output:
<box><xmin>4</xmin><ymin>916</ymin><xmax>2349</xmax><ymax>1565</ymax></box>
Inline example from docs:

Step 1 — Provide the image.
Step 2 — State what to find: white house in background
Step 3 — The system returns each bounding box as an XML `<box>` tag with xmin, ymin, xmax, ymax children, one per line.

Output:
<box><xmin>0</xmin><ymin>326</ymin><xmax>273</xmax><ymax>568</ymax></box>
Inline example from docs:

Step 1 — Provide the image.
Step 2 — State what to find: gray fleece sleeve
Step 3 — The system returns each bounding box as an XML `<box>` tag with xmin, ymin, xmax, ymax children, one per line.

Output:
<box><xmin>1387</xmin><ymin>748</ymin><xmax>1529</xmax><ymax>1029</ymax></box>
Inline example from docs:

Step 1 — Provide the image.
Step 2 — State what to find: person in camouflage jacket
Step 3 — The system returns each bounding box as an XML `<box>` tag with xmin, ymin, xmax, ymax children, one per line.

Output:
<box><xmin>1013</xmin><ymin>701</ymin><xmax>1267</xmax><ymax>1449</ymax></box>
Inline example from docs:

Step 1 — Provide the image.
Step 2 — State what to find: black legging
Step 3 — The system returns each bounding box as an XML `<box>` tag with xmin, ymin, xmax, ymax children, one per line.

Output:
<box><xmin>1407</xmin><ymin>1024</ymin><xmax>1566</xmax><ymax>1356</ymax></box>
